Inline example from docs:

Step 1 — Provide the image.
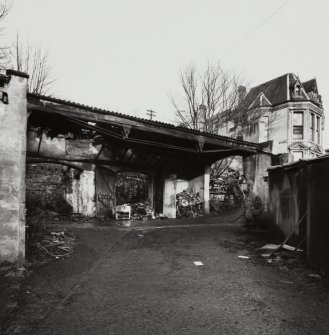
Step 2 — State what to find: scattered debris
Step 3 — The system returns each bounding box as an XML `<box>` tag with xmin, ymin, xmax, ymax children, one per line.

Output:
<box><xmin>282</xmin><ymin>244</ymin><xmax>303</xmax><ymax>252</ymax></box>
<box><xmin>308</xmin><ymin>273</ymin><xmax>321</xmax><ymax>279</ymax></box>
<box><xmin>177</xmin><ymin>189</ymin><xmax>203</xmax><ymax>218</ymax></box>
<box><xmin>267</xmin><ymin>212</ymin><xmax>307</xmax><ymax>257</ymax></box>
<box><xmin>122</xmin><ymin>220</ymin><xmax>132</xmax><ymax>227</ymax></box>
<box><xmin>238</xmin><ymin>255</ymin><xmax>250</xmax><ymax>259</ymax></box>
<box><xmin>210</xmin><ymin>170</ymin><xmax>246</xmax><ymax>213</ymax></box>
<box><xmin>6</xmin><ymin>302</ymin><xmax>18</xmax><ymax>309</ymax></box>
<box><xmin>280</xmin><ymin>280</ymin><xmax>294</xmax><ymax>284</ymax></box>
<box><xmin>193</xmin><ymin>261</ymin><xmax>204</xmax><ymax>266</ymax></box>
<box><xmin>131</xmin><ymin>200</ymin><xmax>154</xmax><ymax>220</ymax></box>
<box><xmin>115</xmin><ymin>205</ymin><xmax>131</xmax><ymax>220</ymax></box>
<box><xmin>0</xmin><ymin>261</ymin><xmax>16</xmax><ymax>276</ymax></box>
<box><xmin>260</xmin><ymin>243</ymin><xmax>303</xmax><ymax>256</ymax></box>
<box><xmin>137</xmin><ymin>234</ymin><xmax>144</xmax><ymax>238</ymax></box>
<box><xmin>260</xmin><ymin>244</ymin><xmax>280</xmax><ymax>251</ymax></box>
<box><xmin>31</xmin><ymin>231</ymin><xmax>77</xmax><ymax>260</ymax></box>
<box><xmin>4</xmin><ymin>266</ymin><xmax>29</xmax><ymax>279</ymax></box>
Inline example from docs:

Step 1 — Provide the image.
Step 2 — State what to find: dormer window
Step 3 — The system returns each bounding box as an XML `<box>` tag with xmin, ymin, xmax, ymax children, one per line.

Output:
<box><xmin>294</xmin><ymin>84</ymin><xmax>302</xmax><ymax>97</ymax></box>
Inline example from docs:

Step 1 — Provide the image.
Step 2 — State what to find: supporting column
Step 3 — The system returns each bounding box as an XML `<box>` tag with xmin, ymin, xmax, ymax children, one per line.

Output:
<box><xmin>79</xmin><ymin>169</ymin><xmax>96</xmax><ymax>217</ymax></box>
<box><xmin>188</xmin><ymin>166</ymin><xmax>210</xmax><ymax>214</ymax></box>
<box><xmin>148</xmin><ymin>175</ymin><xmax>154</xmax><ymax>209</ymax></box>
<box><xmin>203</xmin><ymin>166</ymin><xmax>211</xmax><ymax>214</ymax></box>
<box><xmin>163</xmin><ymin>174</ymin><xmax>176</xmax><ymax>218</ymax></box>
<box><xmin>0</xmin><ymin>70</ymin><xmax>29</xmax><ymax>262</ymax></box>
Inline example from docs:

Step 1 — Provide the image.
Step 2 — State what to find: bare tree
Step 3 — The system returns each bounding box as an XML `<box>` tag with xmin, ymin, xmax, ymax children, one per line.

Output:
<box><xmin>171</xmin><ymin>65</ymin><xmax>200</xmax><ymax>129</ymax></box>
<box><xmin>170</xmin><ymin>62</ymin><xmax>244</xmax><ymax>133</ymax></box>
<box><xmin>171</xmin><ymin>62</ymin><xmax>247</xmax><ymax>178</ymax></box>
<box><xmin>0</xmin><ymin>3</ymin><xmax>10</xmax><ymax>69</ymax></box>
<box><xmin>211</xmin><ymin>157</ymin><xmax>235</xmax><ymax>179</ymax></box>
<box><xmin>12</xmin><ymin>35</ymin><xmax>55</xmax><ymax>95</ymax></box>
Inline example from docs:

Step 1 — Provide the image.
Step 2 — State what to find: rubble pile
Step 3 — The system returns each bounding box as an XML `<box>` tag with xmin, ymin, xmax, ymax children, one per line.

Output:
<box><xmin>131</xmin><ymin>200</ymin><xmax>154</xmax><ymax>220</ymax></box>
<box><xmin>176</xmin><ymin>189</ymin><xmax>203</xmax><ymax>218</ymax></box>
<box><xmin>210</xmin><ymin>176</ymin><xmax>245</xmax><ymax>213</ymax></box>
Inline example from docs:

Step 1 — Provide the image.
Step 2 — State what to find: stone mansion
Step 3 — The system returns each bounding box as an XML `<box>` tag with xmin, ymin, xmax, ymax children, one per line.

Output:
<box><xmin>218</xmin><ymin>73</ymin><xmax>324</xmax><ymax>161</ymax></box>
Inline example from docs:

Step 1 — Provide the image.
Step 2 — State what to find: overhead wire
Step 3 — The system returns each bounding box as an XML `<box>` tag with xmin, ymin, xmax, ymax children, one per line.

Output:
<box><xmin>225</xmin><ymin>0</ymin><xmax>289</xmax><ymax>57</ymax></box>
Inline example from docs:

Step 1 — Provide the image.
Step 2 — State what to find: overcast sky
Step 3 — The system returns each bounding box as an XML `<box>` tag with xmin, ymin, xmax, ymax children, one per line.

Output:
<box><xmin>3</xmin><ymin>0</ymin><xmax>329</xmax><ymax>147</ymax></box>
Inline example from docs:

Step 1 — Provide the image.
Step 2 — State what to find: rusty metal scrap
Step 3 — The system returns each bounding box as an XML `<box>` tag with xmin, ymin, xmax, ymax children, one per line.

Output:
<box><xmin>34</xmin><ymin>231</ymin><xmax>76</xmax><ymax>259</ymax></box>
<box><xmin>176</xmin><ymin>189</ymin><xmax>203</xmax><ymax>218</ymax></box>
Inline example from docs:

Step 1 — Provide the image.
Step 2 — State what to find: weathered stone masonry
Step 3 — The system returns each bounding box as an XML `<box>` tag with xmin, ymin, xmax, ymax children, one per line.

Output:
<box><xmin>26</xmin><ymin>163</ymin><xmax>81</xmax><ymax>214</ymax></box>
<box><xmin>0</xmin><ymin>70</ymin><xmax>28</xmax><ymax>262</ymax></box>
<box><xmin>0</xmin><ymin>68</ymin><xmax>273</xmax><ymax>262</ymax></box>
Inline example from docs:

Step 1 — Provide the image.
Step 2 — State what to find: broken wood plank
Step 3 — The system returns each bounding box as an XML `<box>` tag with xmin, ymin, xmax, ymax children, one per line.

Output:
<box><xmin>269</xmin><ymin>211</ymin><xmax>307</xmax><ymax>257</ymax></box>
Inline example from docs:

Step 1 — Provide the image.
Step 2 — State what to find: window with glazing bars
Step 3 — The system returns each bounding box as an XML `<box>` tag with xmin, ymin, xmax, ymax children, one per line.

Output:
<box><xmin>316</xmin><ymin>116</ymin><xmax>320</xmax><ymax>144</ymax></box>
<box><xmin>293</xmin><ymin>112</ymin><xmax>303</xmax><ymax>140</ymax></box>
<box><xmin>310</xmin><ymin>113</ymin><xmax>315</xmax><ymax>142</ymax></box>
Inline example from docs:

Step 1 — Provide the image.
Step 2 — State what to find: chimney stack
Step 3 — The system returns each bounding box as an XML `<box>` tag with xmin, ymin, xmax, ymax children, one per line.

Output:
<box><xmin>238</xmin><ymin>86</ymin><xmax>247</xmax><ymax>103</ymax></box>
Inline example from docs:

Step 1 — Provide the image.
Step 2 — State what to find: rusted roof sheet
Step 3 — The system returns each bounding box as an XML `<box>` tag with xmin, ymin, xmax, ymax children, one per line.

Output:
<box><xmin>268</xmin><ymin>154</ymin><xmax>329</xmax><ymax>173</ymax></box>
<box><xmin>27</xmin><ymin>93</ymin><xmax>260</xmax><ymax>150</ymax></box>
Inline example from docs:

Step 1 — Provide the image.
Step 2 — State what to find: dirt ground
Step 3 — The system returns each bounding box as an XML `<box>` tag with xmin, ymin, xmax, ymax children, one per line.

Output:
<box><xmin>1</xmin><ymin>209</ymin><xmax>329</xmax><ymax>335</ymax></box>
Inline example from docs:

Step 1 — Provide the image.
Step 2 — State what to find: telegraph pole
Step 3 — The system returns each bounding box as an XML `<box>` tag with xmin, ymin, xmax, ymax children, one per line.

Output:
<box><xmin>146</xmin><ymin>109</ymin><xmax>156</xmax><ymax>120</ymax></box>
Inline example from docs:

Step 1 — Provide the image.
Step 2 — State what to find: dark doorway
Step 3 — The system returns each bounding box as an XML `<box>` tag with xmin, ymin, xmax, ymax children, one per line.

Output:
<box><xmin>115</xmin><ymin>172</ymin><xmax>149</xmax><ymax>205</ymax></box>
<box><xmin>96</xmin><ymin>167</ymin><xmax>116</xmax><ymax>218</ymax></box>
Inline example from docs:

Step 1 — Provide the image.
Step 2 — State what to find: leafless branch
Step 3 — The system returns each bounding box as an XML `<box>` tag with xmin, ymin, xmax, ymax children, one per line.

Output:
<box><xmin>170</xmin><ymin>62</ymin><xmax>248</xmax><ymax>134</ymax></box>
<box><xmin>0</xmin><ymin>2</ymin><xmax>11</xmax><ymax>69</ymax></box>
<box><xmin>170</xmin><ymin>62</ymin><xmax>248</xmax><ymax>177</ymax></box>
<box><xmin>12</xmin><ymin>34</ymin><xmax>55</xmax><ymax>95</ymax></box>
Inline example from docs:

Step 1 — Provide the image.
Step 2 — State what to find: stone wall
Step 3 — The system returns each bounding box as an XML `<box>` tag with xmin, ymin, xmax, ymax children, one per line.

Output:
<box><xmin>0</xmin><ymin>71</ymin><xmax>28</xmax><ymax>262</ymax></box>
<box><xmin>26</xmin><ymin>163</ymin><xmax>80</xmax><ymax>214</ymax></box>
<box><xmin>26</xmin><ymin>162</ymin><xmax>96</xmax><ymax>217</ymax></box>
<box><xmin>243</xmin><ymin>152</ymin><xmax>272</xmax><ymax>210</ymax></box>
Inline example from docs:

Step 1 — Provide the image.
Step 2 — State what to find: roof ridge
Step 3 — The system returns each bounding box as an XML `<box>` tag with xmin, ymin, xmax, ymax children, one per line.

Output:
<box><xmin>249</xmin><ymin>73</ymin><xmax>294</xmax><ymax>91</ymax></box>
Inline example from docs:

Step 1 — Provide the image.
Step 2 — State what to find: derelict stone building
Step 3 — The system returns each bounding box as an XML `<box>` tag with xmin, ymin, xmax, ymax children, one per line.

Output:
<box><xmin>0</xmin><ymin>70</ymin><xmax>272</xmax><ymax>262</ymax></box>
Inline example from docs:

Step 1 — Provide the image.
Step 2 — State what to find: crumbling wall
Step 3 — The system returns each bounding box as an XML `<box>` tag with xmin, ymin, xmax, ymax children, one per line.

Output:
<box><xmin>27</xmin><ymin>128</ymin><xmax>100</xmax><ymax>160</ymax></box>
<box><xmin>243</xmin><ymin>152</ymin><xmax>272</xmax><ymax>210</ymax></box>
<box><xmin>26</xmin><ymin>163</ymin><xmax>80</xmax><ymax>214</ymax></box>
<box><xmin>79</xmin><ymin>170</ymin><xmax>96</xmax><ymax>217</ymax></box>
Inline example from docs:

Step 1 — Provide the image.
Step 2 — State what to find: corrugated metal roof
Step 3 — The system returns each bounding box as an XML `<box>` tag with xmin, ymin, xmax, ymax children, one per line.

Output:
<box><xmin>268</xmin><ymin>154</ymin><xmax>329</xmax><ymax>172</ymax></box>
<box><xmin>27</xmin><ymin>93</ymin><xmax>260</xmax><ymax>148</ymax></box>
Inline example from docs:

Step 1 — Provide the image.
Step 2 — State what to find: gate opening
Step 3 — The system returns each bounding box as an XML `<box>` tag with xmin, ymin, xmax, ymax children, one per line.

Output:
<box><xmin>116</xmin><ymin>172</ymin><xmax>152</xmax><ymax>219</ymax></box>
